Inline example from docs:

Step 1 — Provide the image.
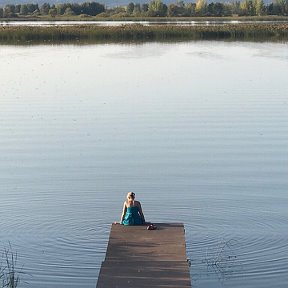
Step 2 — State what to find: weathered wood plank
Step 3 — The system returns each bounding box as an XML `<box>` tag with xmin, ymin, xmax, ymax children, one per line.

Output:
<box><xmin>105</xmin><ymin>223</ymin><xmax>188</xmax><ymax>261</ymax></box>
<box><xmin>96</xmin><ymin>223</ymin><xmax>191</xmax><ymax>288</ymax></box>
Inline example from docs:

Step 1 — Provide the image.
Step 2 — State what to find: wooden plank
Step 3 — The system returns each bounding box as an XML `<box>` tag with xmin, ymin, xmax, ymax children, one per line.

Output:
<box><xmin>97</xmin><ymin>261</ymin><xmax>191</xmax><ymax>288</ymax></box>
<box><xmin>105</xmin><ymin>223</ymin><xmax>188</xmax><ymax>261</ymax></box>
<box><xmin>96</xmin><ymin>223</ymin><xmax>191</xmax><ymax>288</ymax></box>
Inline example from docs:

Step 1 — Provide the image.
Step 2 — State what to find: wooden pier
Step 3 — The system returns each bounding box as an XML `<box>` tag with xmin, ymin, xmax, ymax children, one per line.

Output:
<box><xmin>96</xmin><ymin>223</ymin><xmax>191</xmax><ymax>288</ymax></box>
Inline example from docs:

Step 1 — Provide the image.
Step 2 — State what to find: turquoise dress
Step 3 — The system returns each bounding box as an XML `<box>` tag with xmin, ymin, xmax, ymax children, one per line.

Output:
<box><xmin>122</xmin><ymin>206</ymin><xmax>144</xmax><ymax>225</ymax></box>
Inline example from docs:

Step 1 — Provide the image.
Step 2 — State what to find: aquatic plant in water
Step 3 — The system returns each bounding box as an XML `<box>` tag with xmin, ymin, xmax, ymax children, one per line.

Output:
<box><xmin>204</xmin><ymin>239</ymin><xmax>239</xmax><ymax>283</ymax></box>
<box><xmin>0</xmin><ymin>244</ymin><xmax>20</xmax><ymax>288</ymax></box>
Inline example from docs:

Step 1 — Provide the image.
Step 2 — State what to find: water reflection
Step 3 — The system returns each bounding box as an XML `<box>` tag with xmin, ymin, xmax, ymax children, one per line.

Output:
<box><xmin>1</xmin><ymin>20</ymin><xmax>288</xmax><ymax>27</ymax></box>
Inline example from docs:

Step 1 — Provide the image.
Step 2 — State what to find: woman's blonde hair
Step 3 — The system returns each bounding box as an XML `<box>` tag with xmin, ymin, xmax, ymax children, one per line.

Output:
<box><xmin>127</xmin><ymin>191</ymin><xmax>135</xmax><ymax>200</ymax></box>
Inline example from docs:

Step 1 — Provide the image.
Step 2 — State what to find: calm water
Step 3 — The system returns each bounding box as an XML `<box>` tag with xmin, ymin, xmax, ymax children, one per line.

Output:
<box><xmin>0</xmin><ymin>41</ymin><xmax>288</xmax><ymax>288</ymax></box>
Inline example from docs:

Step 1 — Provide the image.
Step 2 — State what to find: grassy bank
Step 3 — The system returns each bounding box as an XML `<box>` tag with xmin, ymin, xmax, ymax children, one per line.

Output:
<box><xmin>0</xmin><ymin>23</ymin><xmax>288</xmax><ymax>44</ymax></box>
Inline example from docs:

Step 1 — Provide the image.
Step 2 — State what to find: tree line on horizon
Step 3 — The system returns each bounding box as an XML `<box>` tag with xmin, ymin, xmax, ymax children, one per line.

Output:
<box><xmin>0</xmin><ymin>0</ymin><xmax>287</xmax><ymax>18</ymax></box>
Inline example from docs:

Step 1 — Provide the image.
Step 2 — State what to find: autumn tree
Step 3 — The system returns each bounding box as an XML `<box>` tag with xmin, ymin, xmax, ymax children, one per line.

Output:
<box><xmin>195</xmin><ymin>0</ymin><xmax>207</xmax><ymax>15</ymax></box>
<box><xmin>254</xmin><ymin>0</ymin><xmax>265</xmax><ymax>15</ymax></box>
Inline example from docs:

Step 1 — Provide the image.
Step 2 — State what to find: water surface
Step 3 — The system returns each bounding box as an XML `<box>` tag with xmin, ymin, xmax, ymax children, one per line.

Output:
<box><xmin>0</xmin><ymin>41</ymin><xmax>288</xmax><ymax>288</ymax></box>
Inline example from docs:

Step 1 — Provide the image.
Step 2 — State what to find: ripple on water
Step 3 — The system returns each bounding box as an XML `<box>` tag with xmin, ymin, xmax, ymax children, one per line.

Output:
<box><xmin>1</xmin><ymin>42</ymin><xmax>288</xmax><ymax>288</ymax></box>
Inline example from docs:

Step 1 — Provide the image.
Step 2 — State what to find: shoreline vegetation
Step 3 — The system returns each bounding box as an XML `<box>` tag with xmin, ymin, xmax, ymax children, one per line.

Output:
<box><xmin>1</xmin><ymin>23</ymin><xmax>288</xmax><ymax>44</ymax></box>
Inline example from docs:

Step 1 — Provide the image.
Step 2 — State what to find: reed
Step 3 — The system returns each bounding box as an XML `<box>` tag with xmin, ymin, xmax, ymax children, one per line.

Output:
<box><xmin>0</xmin><ymin>244</ymin><xmax>20</xmax><ymax>288</ymax></box>
<box><xmin>204</xmin><ymin>239</ymin><xmax>239</xmax><ymax>282</ymax></box>
<box><xmin>0</xmin><ymin>23</ymin><xmax>287</xmax><ymax>44</ymax></box>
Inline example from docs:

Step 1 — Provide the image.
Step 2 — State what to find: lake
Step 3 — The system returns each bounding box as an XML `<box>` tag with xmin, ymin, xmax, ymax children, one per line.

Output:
<box><xmin>0</xmin><ymin>41</ymin><xmax>288</xmax><ymax>288</ymax></box>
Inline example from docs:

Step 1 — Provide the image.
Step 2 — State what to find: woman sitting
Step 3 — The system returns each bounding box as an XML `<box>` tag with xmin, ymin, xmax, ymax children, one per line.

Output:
<box><xmin>119</xmin><ymin>192</ymin><xmax>145</xmax><ymax>225</ymax></box>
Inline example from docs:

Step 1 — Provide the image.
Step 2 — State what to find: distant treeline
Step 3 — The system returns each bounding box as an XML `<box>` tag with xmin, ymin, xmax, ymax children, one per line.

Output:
<box><xmin>0</xmin><ymin>0</ymin><xmax>288</xmax><ymax>18</ymax></box>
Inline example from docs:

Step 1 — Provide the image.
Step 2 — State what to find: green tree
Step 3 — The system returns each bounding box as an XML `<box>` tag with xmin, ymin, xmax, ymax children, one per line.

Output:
<box><xmin>20</xmin><ymin>4</ymin><xmax>29</xmax><ymax>15</ymax></box>
<box><xmin>80</xmin><ymin>2</ymin><xmax>105</xmax><ymax>16</ymax></box>
<box><xmin>214</xmin><ymin>2</ymin><xmax>225</xmax><ymax>16</ymax></box>
<box><xmin>207</xmin><ymin>2</ymin><xmax>215</xmax><ymax>15</ymax></box>
<box><xmin>142</xmin><ymin>3</ymin><xmax>149</xmax><ymax>13</ymax></box>
<box><xmin>148</xmin><ymin>0</ymin><xmax>167</xmax><ymax>16</ymax></box>
<box><xmin>49</xmin><ymin>8</ymin><xmax>57</xmax><ymax>17</ymax></box>
<box><xmin>275</xmin><ymin>0</ymin><xmax>288</xmax><ymax>15</ymax></box>
<box><xmin>133</xmin><ymin>4</ymin><xmax>141</xmax><ymax>15</ymax></box>
<box><xmin>126</xmin><ymin>2</ymin><xmax>135</xmax><ymax>14</ymax></box>
<box><xmin>230</xmin><ymin>1</ymin><xmax>241</xmax><ymax>15</ymax></box>
<box><xmin>15</xmin><ymin>4</ymin><xmax>21</xmax><ymax>13</ymax></box>
<box><xmin>40</xmin><ymin>3</ymin><xmax>51</xmax><ymax>15</ymax></box>
<box><xmin>71</xmin><ymin>3</ymin><xmax>81</xmax><ymax>15</ymax></box>
<box><xmin>168</xmin><ymin>1</ymin><xmax>186</xmax><ymax>16</ymax></box>
<box><xmin>90</xmin><ymin>2</ymin><xmax>105</xmax><ymax>16</ymax></box>
<box><xmin>56</xmin><ymin>4</ymin><xmax>66</xmax><ymax>15</ymax></box>
<box><xmin>0</xmin><ymin>8</ymin><xmax>3</xmax><ymax>18</ymax></box>
<box><xmin>168</xmin><ymin>4</ymin><xmax>178</xmax><ymax>16</ymax></box>
<box><xmin>4</xmin><ymin>5</ymin><xmax>16</xmax><ymax>17</ymax></box>
<box><xmin>223</xmin><ymin>3</ymin><xmax>233</xmax><ymax>16</ymax></box>
<box><xmin>64</xmin><ymin>7</ymin><xmax>75</xmax><ymax>15</ymax></box>
<box><xmin>26</xmin><ymin>4</ymin><xmax>39</xmax><ymax>14</ymax></box>
<box><xmin>185</xmin><ymin>3</ymin><xmax>196</xmax><ymax>16</ymax></box>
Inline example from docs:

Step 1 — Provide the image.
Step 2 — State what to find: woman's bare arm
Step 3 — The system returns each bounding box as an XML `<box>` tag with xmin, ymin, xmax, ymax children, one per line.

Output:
<box><xmin>137</xmin><ymin>202</ymin><xmax>145</xmax><ymax>223</ymax></box>
<box><xmin>120</xmin><ymin>201</ymin><xmax>127</xmax><ymax>223</ymax></box>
